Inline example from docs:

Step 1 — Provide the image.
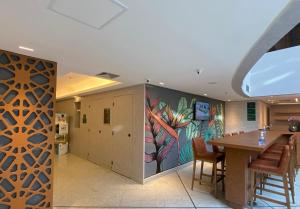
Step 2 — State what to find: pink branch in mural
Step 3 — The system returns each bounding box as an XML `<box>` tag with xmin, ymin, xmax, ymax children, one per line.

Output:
<box><xmin>156</xmin><ymin>132</ymin><xmax>167</xmax><ymax>146</ymax></box>
<box><xmin>145</xmin><ymin>136</ymin><xmax>155</xmax><ymax>143</ymax></box>
<box><xmin>146</xmin><ymin>107</ymin><xmax>179</xmax><ymax>140</ymax></box>
<box><xmin>157</xmin><ymin>138</ymin><xmax>176</xmax><ymax>163</ymax></box>
<box><xmin>145</xmin><ymin>153</ymin><xmax>156</xmax><ymax>163</ymax></box>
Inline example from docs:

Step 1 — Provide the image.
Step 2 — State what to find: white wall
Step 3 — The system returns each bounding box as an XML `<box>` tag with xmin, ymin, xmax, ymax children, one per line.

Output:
<box><xmin>225</xmin><ymin>101</ymin><xmax>268</xmax><ymax>133</ymax></box>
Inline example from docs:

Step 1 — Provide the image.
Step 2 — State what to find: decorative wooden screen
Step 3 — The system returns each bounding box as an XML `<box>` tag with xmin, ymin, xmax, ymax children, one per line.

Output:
<box><xmin>0</xmin><ymin>50</ymin><xmax>56</xmax><ymax>209</ymax></box>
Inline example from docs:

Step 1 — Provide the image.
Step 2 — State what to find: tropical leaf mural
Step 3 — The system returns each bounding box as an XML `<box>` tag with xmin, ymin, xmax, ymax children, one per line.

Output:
<box><xmin>144</xmin><ymin>85</ymin><xmax>224</xmax><ymax>177</ymax></box>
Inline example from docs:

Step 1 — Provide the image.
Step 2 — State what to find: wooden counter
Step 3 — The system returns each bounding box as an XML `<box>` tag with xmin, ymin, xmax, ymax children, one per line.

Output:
<box><xmin>209</xmin><ymin>130</ymin><xmax>298</xmax><ymax>209</ymax></box>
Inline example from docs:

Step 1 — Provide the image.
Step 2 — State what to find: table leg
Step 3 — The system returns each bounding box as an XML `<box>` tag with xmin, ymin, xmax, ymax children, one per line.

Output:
<box><xmin>225</xmin><ymin>148</ymin><xmax>257</xmax><ymax>209</ymax></box>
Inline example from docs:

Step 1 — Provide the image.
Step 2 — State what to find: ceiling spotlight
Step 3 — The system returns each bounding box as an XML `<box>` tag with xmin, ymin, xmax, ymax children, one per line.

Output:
<box><xmin>196</xmin><ymin>69</ymin><xmax>203</xmax><ymax>75</ymax></box>
<box><xmin>295</xmin><ymin>98</ymin><xmax>299</xmax><ymax>102</ymax></box>
<box><xmin>159</xmin><ymin>82</ymin><xmax>165</xmax><ymax>86</ymax></box>
<box><xmin>227</xmin><ymin>99</ymin><xmax>231</xmax><ymax>102</ymax></box>
<box><xmin>204</xmin><ymin>93</ymin><xmax>207</xmax><ymax>96</ymax></box>
<box><xmin>74</xmin><ymin>96</ymin><xmax>81</xmax><ymax>102</ymax></box>
<box><xmin>19</xmin><ymin>46</ymin><xmax>34</xmax><ymax>52</ymax></box>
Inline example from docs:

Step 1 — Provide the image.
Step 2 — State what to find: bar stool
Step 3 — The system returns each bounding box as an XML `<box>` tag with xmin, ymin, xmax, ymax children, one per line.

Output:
<box><xmin>249</xmin><ymin>146</ymin><xmax>291</xmax><ymax>209</ymax></box>
<box><xmin>262</xmin><ymin>135</ymin><xmax>297</xmax><ymax>180</ymax></box>
<box><xmin>191</xmin><ymin>137</ymin><xmax>225</xmax><ymax>195</ymax></box>
<box><xmin>259</xmin><ymin>136</ymin><xmax>296</xmax><ymax>202</ymax></box>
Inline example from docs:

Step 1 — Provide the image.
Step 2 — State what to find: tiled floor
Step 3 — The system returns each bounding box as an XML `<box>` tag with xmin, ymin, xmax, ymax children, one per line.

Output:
<box><xmin>53</xmin><ymin>154</ymin><xmax>300</xmax><ymax>209</ymax></box>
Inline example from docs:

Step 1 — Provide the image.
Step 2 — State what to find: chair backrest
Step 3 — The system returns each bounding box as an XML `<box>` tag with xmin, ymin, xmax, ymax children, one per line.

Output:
<box><xmin>192</xmin><ymin>137</ymin><xmax>208</xmax><ymax>159</ymax></box>
<box><xmin>289</xmin><ymin>135</ymin><xmax>296</xmax><ymax>150</ymax></box>
<box><xmin>232</xmin><ymin>132</ymin><xmax>239</xmax><ymax>136</ymax></box>
<box><xmin>224</xmin><ymin>133</ymin><xmax>231</xmax><ymax>137</ymax></box>
<box><xmin>239</xmin><ymin>131</ymin><xmax>245</xmax><ymax>134</ymax></box>
<box><xmin>278</xmin><ymin>145</ymin><xmax>290</xmax><ymax>173</ymax></box>
<box><xmin>292</xmin><ymin>135</ymin><xmax>297</xmax><ymax>154</ymax></box>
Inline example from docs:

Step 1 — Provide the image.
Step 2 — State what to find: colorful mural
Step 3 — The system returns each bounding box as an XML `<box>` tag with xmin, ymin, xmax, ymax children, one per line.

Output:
<box><xmin>144</xmin><ymin>85</ymin><xmax>224</xmax><ymax>178</ymax></box>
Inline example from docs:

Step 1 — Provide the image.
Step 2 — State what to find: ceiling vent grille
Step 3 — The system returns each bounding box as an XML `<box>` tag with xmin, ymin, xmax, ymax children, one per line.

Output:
<box><xmin>48</xmin><ymin>0</ymin><xmax>128</xmax><ymax>30</ymax></box>
<box><xmin>96</xmin><ymin>72</ymin><xmax>119</xmax><ymax>79</ymax></box>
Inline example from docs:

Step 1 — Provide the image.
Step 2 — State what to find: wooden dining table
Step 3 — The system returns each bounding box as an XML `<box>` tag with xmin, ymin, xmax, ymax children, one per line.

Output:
<box><xmin>209</xmin><ymin>130</ymin><xmax>299</xmax><ymax>209</ymax></box>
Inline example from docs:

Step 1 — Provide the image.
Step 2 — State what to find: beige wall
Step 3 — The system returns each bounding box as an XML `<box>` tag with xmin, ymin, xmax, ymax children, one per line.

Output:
<box><xmin>225</xmin><ymin>101</ymin><xmax>268</xmax><ymax>133</ymax></box>
<box><xmin>56</xmin><ymin>84</ymin><xmax>145</xmax><ymax>183</ymax></box>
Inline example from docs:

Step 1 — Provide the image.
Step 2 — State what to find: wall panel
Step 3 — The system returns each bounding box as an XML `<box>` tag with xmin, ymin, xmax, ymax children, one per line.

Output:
<box><xmin>56</xmin><ymin>85</ymin><xmax>145</xmax><ymax>183</ymax></box>
<box><xmin>0</xmin><ymin>50</ymin><xmax>56</xmax><ymax>209</ymax></box>
<box><xmin>144</xmin><ymin>84</ymin><xmax>225</xmax><ymax>178</ymax></box>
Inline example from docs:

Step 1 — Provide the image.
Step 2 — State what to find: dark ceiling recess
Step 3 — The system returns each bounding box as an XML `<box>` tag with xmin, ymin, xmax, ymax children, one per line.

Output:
<box><xmin>95</xmin><ymin>72</ymin><xmax>119</xmax><ymax>79</ymax></box>
<box><xmin>268</xmin><ymin>23</ymin><xmax>300</xmax><ymax>52</ymax></box>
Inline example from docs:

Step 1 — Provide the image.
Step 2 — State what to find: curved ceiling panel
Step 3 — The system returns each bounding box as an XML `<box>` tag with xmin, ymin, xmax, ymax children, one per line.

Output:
<box><xmin>243</xmin><ymin>46</ymin><xmax>300</xmax><ymax>97</ymax></box>
<box><xmin>232</xmin><ymin>0</ymin><xmax>300</xmax><ymax>98</ymax></box>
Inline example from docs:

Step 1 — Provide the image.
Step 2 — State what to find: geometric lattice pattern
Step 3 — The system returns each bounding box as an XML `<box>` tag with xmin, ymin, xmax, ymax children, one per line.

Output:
<box><xmin>0</xmin><ymin>49</ymin><xmax>56</xmax><ymax>209</ymax></box>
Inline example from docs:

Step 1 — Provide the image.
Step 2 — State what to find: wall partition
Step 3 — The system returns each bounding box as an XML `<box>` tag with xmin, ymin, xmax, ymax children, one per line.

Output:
<box><xmin>0</xmin><ymin>50</ymin><xmax>56</xmax><ymax>208</ymax></box>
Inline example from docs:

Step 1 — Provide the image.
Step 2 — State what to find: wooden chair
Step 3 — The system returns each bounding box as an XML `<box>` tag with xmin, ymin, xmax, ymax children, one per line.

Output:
<box><xmin>191</xmin><ymin>137</ymin><xmax>225</xmax><ymax>195</ymax></box>
<box><xmin>231</xmin><ymin>132</ymin><xmax>239</xmax><ymax>136</ymax></box>
<box><xmin>249</xmin><ymin>146</ymin><xmax>292</xmax><ymax>209</ymax></box>
<box><xmin>239</xmin><ymin>131</ymin><xmax>245</xmax><ymax>134</ymax></box>
<box><xmin>223</xmin><ymin>133</ymin><xmax>231</xmax><ymax>137</ymax></box>
<box><xmin>258</xmin><ymin>136</ymin><xmax>296</xmax><ymax>203</ymax></box>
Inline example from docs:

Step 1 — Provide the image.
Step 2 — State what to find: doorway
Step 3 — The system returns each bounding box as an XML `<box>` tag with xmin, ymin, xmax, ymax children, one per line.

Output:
<box><xmin>84</xmin><ymin>95</ymin><xmax>134</xmax><ymax>178</ymax></box>
<box><xmin>111</xmin><ymin>94</ymin><xmax>133</xmax><ymax>178</ymax></box>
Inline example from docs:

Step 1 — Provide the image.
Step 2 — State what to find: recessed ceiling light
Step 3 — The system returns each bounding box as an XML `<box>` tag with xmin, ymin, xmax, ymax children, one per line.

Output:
<box><xmin>208</xmin><ymin>82</ymin><xmax>217</xmax><ymax>85</ymax></box>
<box><xmin>227</xmin><ymin>99</ymin><xmax>231</xmax><ymax>102</ymax></box>
<box><xmin>159</xmin><ymin>82</ymin><xmax>165</xmax><ymax>86</ymax></box>
<box><xmin>19</xmin><ymin>46</ymin><xmax>34</xmax><ymax>52</ymax></box>
<box><xmin>204</xmin><ymin>93</ymin><xmax>207</xmax><ymax>96</ymax></box>
<box><xmin>295</xmin><ymin>98</ymin><xmax>299</xmax><ymax>102</ymax></box>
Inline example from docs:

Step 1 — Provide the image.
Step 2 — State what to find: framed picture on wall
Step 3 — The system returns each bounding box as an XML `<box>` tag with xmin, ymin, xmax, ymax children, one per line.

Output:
<box><xmin>247</xmin><ymin>102</ymin><xmax>256</xmax><ymax>121</ymax></box>
<box><xmin>104</xmin><ymin>108</ymin><xmax>110</xmax><ymax>124</ymax></box>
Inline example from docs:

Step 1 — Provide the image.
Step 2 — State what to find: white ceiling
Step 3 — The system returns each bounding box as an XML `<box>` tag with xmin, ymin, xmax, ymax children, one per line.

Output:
<box><xmin>0</xmin><ymin>0</ymin><xmax>294</xmax><ymax>101</ymax></box>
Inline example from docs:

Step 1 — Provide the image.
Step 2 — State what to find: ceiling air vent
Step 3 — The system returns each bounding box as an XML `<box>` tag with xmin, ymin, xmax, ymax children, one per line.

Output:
<box><xmin>246</xmin><ymin>85</ymin><xmax>250</xmax><ymax>93</ymax></box>
<box><xmin>96</xmin><ymin>72</ymin><xmax>119</xmax><ymax>79</ymax></box>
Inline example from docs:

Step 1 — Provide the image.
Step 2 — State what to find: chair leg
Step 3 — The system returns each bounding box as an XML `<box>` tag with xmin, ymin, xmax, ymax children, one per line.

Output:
<box><xmin>250</xmin><ymin>171</ymin><xmax>256</xmax><ymax>209</ymax></box>
<box><xmin>254</xmin><ymin>172</ymin><xmax>257</xmax><ymax>202</ymax></box>
<box><xmin>283</xmin><ymin>174</ymin><xmax>291</xmax><ymax>209</ymax></box>
<box><xmin>259</xmin><ymin>174</ymin><xmax>263</xmax><ymax>195</ymax></box>
<box><xmin>191</xmin><ymin>160</ymin><xmax>196</xmax><ymax>190</ymax></box>
<box><xmin>288</xmin><ymin>166</ymin><xmax>295</xmax><ymax>204</ymax></box>
<box><xmin>211</xmin><ymin>163</ymin><xmax>214</xmax><ymax>184</ymax></box>
<box><xmin>199</xmin><ymin>160</ymin><xmax>204</xmax><ymax>185</ymax></box>
<box><xmin>214</xmin><ymin>162</ymin><xmax>217</xmax><ymax>196</ymax></box>
<box><xmin>221</xmin><ymin>159</ymin><xmax>225</xmax><ymax>192</ymax></box>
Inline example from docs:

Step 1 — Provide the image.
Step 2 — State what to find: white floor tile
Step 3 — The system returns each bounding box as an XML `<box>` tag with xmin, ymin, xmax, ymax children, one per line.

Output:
<box><xmin>53</xmin><ymin>154</ymin><xmax>300</xmax><ymax>209</ymax></box>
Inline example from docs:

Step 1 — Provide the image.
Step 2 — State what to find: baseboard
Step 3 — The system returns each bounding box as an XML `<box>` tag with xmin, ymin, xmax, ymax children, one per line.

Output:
<box><xmin>143</xmin><ymin>161</ymin><xmax>193</xmax><ymax>184</ymax></box>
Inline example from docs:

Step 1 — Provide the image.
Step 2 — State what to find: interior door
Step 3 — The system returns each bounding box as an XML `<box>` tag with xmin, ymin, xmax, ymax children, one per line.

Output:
<box><xmin>87</xmin><ymin>99</ymin><xmax>103</xmax><ymax>164</ymax></box>
<box><xmin>111</xmin><ymin>94</ymin><xmax>133</xmax><ymax>178</ymax></box>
